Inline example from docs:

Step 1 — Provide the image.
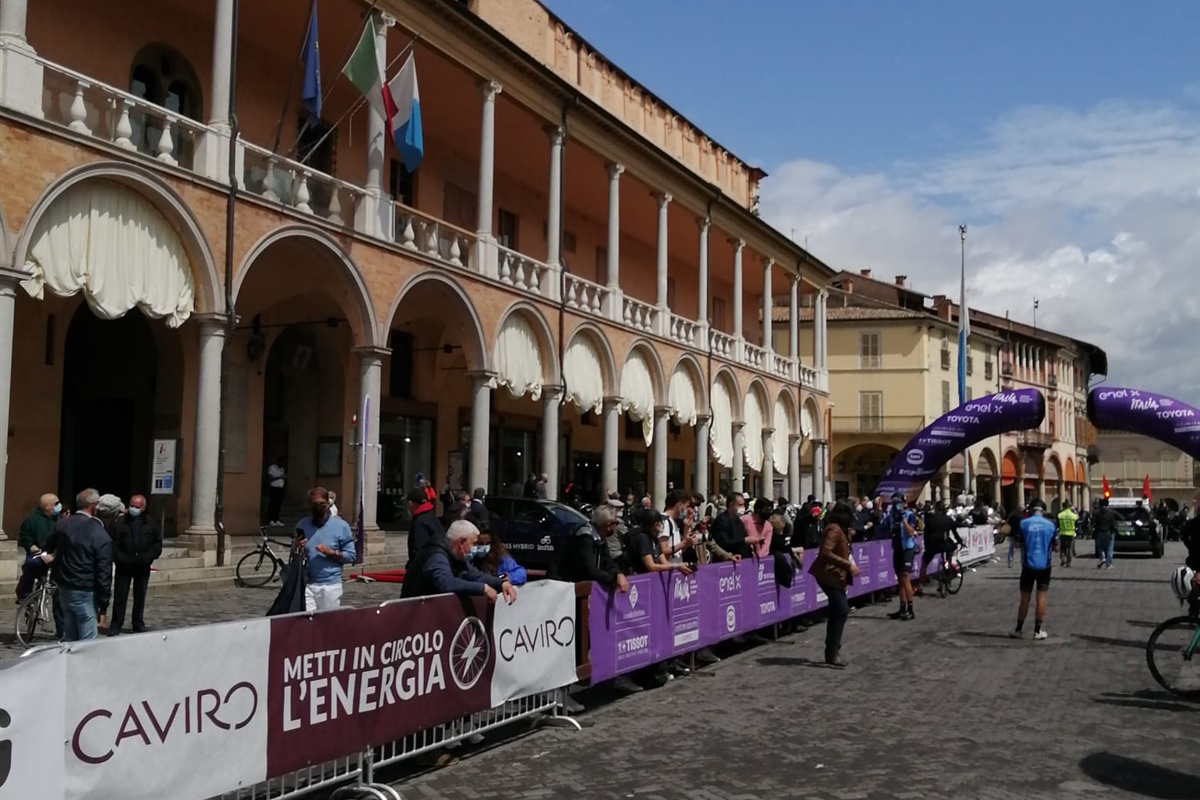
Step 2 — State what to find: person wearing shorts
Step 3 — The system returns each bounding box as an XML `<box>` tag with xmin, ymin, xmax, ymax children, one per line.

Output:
<box><xmin>1011</xmin><ymin>500</ymin><xmax>1057</xmax><ymax>641</ymax></box>
<box><xmin>885</xmin><ymin>494</ymin><xmax>919</xmax><ymax>620</ymax></box>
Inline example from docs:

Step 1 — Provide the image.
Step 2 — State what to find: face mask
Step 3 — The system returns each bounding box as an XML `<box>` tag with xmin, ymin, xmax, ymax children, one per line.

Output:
<box><xmin>311</xmin><ymin>505</ymin><xmax>328</xmax><ymax>523</ymax></box>
<box><xmin>52</xmin><ymin>502</ymin><xmax>62</xmax><ymax>516</ymax></box>
<box><xmin>469</xmin><ymin>545</ymin><xmax>489</xmax><ymax>560</ymax></box>
<box><xmin>128</xmin><ymin>507</ymin><xmax>143</xmax><ymax>518</ymax></box>
<box><xmin>855</xmin><ymin>505</ymin><xmax>863</xmax><ymax>513</ymax></box>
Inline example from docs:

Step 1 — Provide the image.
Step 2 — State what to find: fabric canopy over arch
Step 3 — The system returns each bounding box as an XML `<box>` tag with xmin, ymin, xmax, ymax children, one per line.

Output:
<box><xmin>563</xmin><ymin>335</ymin><xmax>606</xmax><ymax>413</ymax></box>
<box><xmin>1065</xmin><ymin>458</ymin><xmax>1077</xmax><ymax>484</ymax></box>
<box><xmin>621</xmin><ymin>350</ymin><xmax>656</xmax><ymax>446</ymax></box>
<box><xmin>710</xmin><ymin>379</ymin><xmax>735</xmax><ymax>469</ymax></box>
<box><xmin>493</xmin><ymin>314</ymin><xmax>543</xmax><ymax>400</ymax></box>
<box><xmin>1002</xmin><ymin>452</ymin><xmax>1019</xmax><ymax>487</ymax></box>
<box><xmin>22</xmin><ymin>180</ymin><xmax>195</xmax><ymax>327</ymax></box>
<box><xmin>743</xmin><ymin>389</ymin><xmax>766</xmax><ymax>471</ymax></box>
<box><xmin>668</xmin><ymin>366</ymin><xmax>699</xmax><ymax>427</ymax></box>
<box><xmin>1045</xmin><ymin>457</ymin><xmax>1061</xmax><ymax>482</ymax></box>
<box><xmin>772</xmin><ymin>397</ymin><xmax>791</xmax><ymax>475</ymax></box>
<box><xmin>800</xmin><ymin>403</ymin><xmax>816</xmax><ymax>439</ymax></box>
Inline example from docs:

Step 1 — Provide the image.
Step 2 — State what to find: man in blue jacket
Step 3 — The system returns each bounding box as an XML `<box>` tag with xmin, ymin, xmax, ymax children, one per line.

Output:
<box><xmin>43</xmin><ymin>488</ymin><xmax>112</xmax><ymax>641</ymax></box>
<box><xmin>1010</xmin><ymin>500</ymin><xmax>1058</xmax><ymax>641</ymax></box>
<box><xmin>401</xmin><ymin>520</ymin><xmax>517</xmax><ymax>603</ymax></box>
<box><xmin>295</xmin><ymin>487</ymin><xmax>356</xmax><ymax>611</ymax></box>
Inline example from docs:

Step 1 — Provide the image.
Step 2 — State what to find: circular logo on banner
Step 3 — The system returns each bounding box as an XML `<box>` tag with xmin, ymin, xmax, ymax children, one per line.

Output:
<box><xmin>906</xmin><ymin>449</ymin><xmax>925</xmax><ymax>466</ymax></box>
<box><xmin>725</xmin><ymin>605</ymin><xmax>737</xmax><ymax>632</ymax></box>
<box><xmin>449</xmin><ymin>617</ymin><xmax>490</xmax><ymax>691</ymax></box>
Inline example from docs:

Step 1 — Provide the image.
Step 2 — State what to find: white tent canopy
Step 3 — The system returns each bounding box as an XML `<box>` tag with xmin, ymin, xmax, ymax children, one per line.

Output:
<box><xmin>563</xmin><ymin>335</ymin><xmax>606</xmax><ymax>413</ymax></box>
<box><xmin>668</xmin><ymin>365</ymin><xmax>699</xmax><ymax>427</ymax></box>
<box><xmin>493</xmin><ymin>313</ymin><xmax>543</xmax><ymax>400</ymax></box>
<box><xmin>743</xmin><ymin>389</ymin><xmax>765</xmax><ymax>471</ymax></box>
<box><xmin>620</xmin><ymin>350</ymin><xmax>656</xmax><ymax>446</ymax></box>
<box><xmin>772</xmin><ymin>396</ymin><xmax>791</xmax><ymax>474</ymax></box>
<box><xmin>710</xmin><ymin>378</ymin><xmax>735</xmax><ymax>468</ymax></box>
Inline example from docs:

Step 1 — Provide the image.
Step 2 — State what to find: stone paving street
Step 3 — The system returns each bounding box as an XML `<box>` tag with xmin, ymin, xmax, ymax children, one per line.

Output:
<box><xmin>4</xmin><ymin>545</ymin><xmax>1198</xmax><ymax>800</ymax></box>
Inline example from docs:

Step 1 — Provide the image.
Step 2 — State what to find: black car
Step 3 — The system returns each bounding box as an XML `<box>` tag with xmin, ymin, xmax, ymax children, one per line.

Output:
<box><xmin>1110</xmin><ymin>499</ymin><xmax>1164</xmax><ymax>558</ymax></box>
<box><xmin>483</xmin><ymin>497</ymin><xmax>589</xmax><ymax>570</ymax></box>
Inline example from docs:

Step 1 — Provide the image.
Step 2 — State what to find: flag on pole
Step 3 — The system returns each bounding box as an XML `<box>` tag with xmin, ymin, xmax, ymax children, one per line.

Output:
<box><xmin>355</xmin><ymin>394</ymin><xmax>369</xmax><ymax>565</ymax></box>
<box><xmin>300</xmin><ymin>0</ymin><xmax>322</xmax><ymax>118</ymax></box>
<box><xmin>1102</xmin><ymin>474</ymin><xmax>1112</xmax><ymax>499</ymax></box>
<box><xmin>1142</xmin><ymin>474</ymin><xmax>1151</xmax><ymax>501</ymax></box>
<box><xmin>342</xmin><ymin>22</ymin><xmax>424</xmax><ymax>171</ymax></box>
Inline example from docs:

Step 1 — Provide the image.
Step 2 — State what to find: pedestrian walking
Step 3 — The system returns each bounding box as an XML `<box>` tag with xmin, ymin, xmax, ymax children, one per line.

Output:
<box><xmin>295</xmin><ymin>486</ymin><xmax>356</xmax><ymax>611</ymax></box>
<box><xmin>809</xmin><ymin>501</ymin><xmax>859</xmax><ymax>667</ymax></box>
<box><xmin>1092</xmin><ymin>498</ymin><xmax>1118</xmax><ymax>569</ymax></box>
<box><xmin>267</xmin><ymin>456</ymin><xmax>287</xmax><ymax>527</ymax></box>
<box><xmin>1056</xmin><ymin>500</ymin><xmax>1078</xmax><ymax>567</ymax></box>
<box><xmin>107</xmin><ymin>494</ymin><xmax>162</xmax><ymax>635</ymax></box>
<box><xmin>1010</xmin><ymin>500</ymin><xmax>1057</xmax><ymax>640</ymax></box>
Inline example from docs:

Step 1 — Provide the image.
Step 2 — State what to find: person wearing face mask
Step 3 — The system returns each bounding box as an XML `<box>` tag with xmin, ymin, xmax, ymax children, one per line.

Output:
<box><xmin>710</xmin><ymin>492</ymin><xmax>756</xmax><ymax>559</ymax></box>
<box><xmin>294</xmin><ymin>486</ymin><xmax>356</xmax><ymax>611</ymax></box>
<box><xmin>401</xmin><ymin>519</ymin><xmax>518</xmax><ymax>602</ymax></box>
<box><xmin>107</xmin><ymin>494</ymin><xmax>163</xmax><ymax>635</ymax></box>
<box><xmin>469</xmin><ymin>526</ymin><xmax>528</xmax><ymax>586</ymax></box>
<box><xmin>16</xmin><ymin>494</ymin><xmax>66</xmax><ymax>604</ymax></box>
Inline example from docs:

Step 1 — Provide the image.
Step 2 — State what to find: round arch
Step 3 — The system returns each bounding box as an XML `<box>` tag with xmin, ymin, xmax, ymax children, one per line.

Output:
<box><xmin>493</xmin><ymin>299</ymin><xmax>561</xmax><ymax>389</ymax></box>
<box><xmin>620</xmin><ymin>338</ymin><xmax>667</xmax><ymax>403</ymax></box>
<box><xmin>386</xmin><ymin>271</ymin><xmax>487</xmax><ymax>370</ymax></box>
<box><xmin>562</xmin><ymin>322</ymin><xmax>618</xmax><ymax>412</ymax></box>
<box><xmin>774</xmin><ymin>387</ymin><xmax>799</xmax><ymax>436</ymax></box>
<box><xmin>11</xmin><ymin>161</ymin><xmax>221</xmax><ymax>314</ymax></box>
<box><xmin>801</xmin><ymin>396</ymin><xmax>822</xmax><ymax>440</ymax></box>
<box><xmin>1046</xmin><ymin>452</ymin><xmax>1063</xmax><ymax>483</ymax></box>
<box><xmin>668</xmin><ymin>352</ymin><xmax>710</xmax><ymax>420</ymax></box>
<box><xmin>235</xmin><ymin>224</ymin><xmax>380</xmax><ymax>348</ymax></box>
<box><xmin>1065</xmin><ymin>456</ymin><xmax>1077</xmax><ymax>485</ymax></box>
<box><xmin>977</xmin><ymin>447</ymin><xmax>999</xmax><ymax>476</ymax></box>
<box><xmin>744</xmin><ymin>377</ymin><xmax>772</xmax><ymax>424</ymax></box>
<box><xmin>712</xmin><ymin>366</ymin><xmax>742</xmax><ymax>423</ymax></box>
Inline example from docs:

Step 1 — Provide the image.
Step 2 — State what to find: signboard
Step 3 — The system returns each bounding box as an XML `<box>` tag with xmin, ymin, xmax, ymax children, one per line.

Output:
<box><xmin>150</xmin><ymin>439</ymin><xmax>180</xmax><ymax>496</ymax></box>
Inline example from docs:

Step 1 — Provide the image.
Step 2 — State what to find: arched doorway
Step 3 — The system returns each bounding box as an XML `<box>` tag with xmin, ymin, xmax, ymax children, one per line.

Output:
<box><xmin>833</xmin><ymin>443</ymin><xmax>900</xmax><ymax>501</ymax></box>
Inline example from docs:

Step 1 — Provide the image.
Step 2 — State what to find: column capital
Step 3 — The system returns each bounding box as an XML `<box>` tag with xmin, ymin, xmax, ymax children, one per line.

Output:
<box><xmin>762</xmin><ymin>256</ymin><xmax>775</xmax><ymax>269</ymax></box>
<box><xmin>788</xmin><ymin>433</ymin><xmax>803</xmax><ymax>444</ymax></box>
<box><xmin>693</xmin><ymin>414</ymin><xmax>712</xmax><ymax>426</ymax></box>
<box><xmin>544</xmin><ymin>124</ymin><xmax>566</xmax><ymax>145</ymax></box>
<box><xmin>729</xmin><ymin>237</ymin><xmax>746</xmax><ymax>252</ymax></box>
<box><xmin>467</xmin><ymin>369</ymin><xmax>498</xmax><ymax>386</ymax></box>
<box><xmin>607</xmin><ymin>161</ymin><xmax>625</xmax><ymax>179</ymax></box>
<box><xmin>697</xmin><ymin>216</ymin><xmax>712</xmax><ymax>232</ymax></box>
<box><xmin>653</xmin><ymin>190</ymin><xmax>672</xmax><ymax>206</ymax></box>
<box><xmin>818</xmin><ymin>288</ymin><xmax>829</xmax><ymax>301</ymax></box>
<box><xmin>653</xmin><ymin>405</ymin><xmax>673</xmax><ymax>419</ymax></box>
<box><xmin>603</xmin><ymin>395</ymin><xmax>623</xmax><ymax>412</ymax></box>
<box><xmin>352</xmin><ymin>345</ymin><xmax>391</xmax><ymax>362</ymax></box>
<box><xmin>542</xmin><ymin>384</ymin><xmax>565</xmax><ymax>400</ymax></box>
<box><xmin>761</xmin><ymin>427</ymin><xmax>775</xmax><ymax>437</ymax></box>
<box><xmin>0</xmin><ymin>267</ymin><xmax>25</xmax><ymax>290</ymax></box>
<box><xmin>192</xmin><ymin>312</ymin><xmax>230</xmax><ymax>332</ymax></box>
<box><xmin>732</xmin><ymin>421</ymin><xmax>746</xmax><ymax>433</ymax></box>
<box><xmin>480</xmin><ymin>80</ymin><xmax>503</xmax><ymax>101</ymax></box>
<box><xmin>375</xmin><ymin>10</ymin><xmax>397</xmax><ymax>27</ymax></box>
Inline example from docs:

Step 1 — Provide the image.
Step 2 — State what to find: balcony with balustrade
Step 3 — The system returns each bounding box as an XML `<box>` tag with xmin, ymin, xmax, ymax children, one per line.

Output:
<box><xmin>0</xmin><ymin>0</ymin><xmax>830</xmax><ymax>396</ymax></box>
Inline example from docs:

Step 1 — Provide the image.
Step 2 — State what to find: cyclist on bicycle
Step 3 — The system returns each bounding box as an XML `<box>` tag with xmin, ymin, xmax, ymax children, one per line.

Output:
<box><xmin>1182</xmin><ymin>491</ymin><xmax>1200</xmax><ymax>593</ymax></box>
<box><xmin>917</xmin><ymin>501</ymin><xmax>957</xmax><ymax>593</ymax></box>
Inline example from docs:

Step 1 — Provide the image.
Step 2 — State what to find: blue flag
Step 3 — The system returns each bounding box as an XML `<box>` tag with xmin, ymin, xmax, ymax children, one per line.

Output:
<box><xmin>300</xmin><ymin>0</ymin><xmax>322</xmax><ymax>118</ymax></box>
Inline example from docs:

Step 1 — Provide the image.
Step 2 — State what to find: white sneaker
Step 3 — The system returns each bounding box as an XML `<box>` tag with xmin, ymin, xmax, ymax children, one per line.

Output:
<box><xmin>1033</xmin><ymin>630</ymin><xmax>1049</xmax><ymax>640</ymax></box>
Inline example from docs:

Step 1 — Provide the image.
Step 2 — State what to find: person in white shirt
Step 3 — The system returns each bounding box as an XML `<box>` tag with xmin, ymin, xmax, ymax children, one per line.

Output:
<box><xmin>267</xmin><ymin>456</ymin><xmax>286</xmax><ymax>527</ymax></box>
<box><xmin>328</xmin><ymin>491</ymin><xmax>340</xmax><ymax>518</ymax></box>
<box><xmin>659</xmin><ymin>489</ymin><xmax>694</xmax><ymax>565</ymax></box>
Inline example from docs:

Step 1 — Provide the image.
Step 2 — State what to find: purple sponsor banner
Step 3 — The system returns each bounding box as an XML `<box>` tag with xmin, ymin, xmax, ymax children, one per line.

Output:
<box><xmin>589</xmin><ymin>541</ymin><xmax>901</xmax><ymax>682</ymax></box>
<box><xmin>875</xmin><ymin>389</ymin><xmax>1045</xmax><ymax>502</ymax></box>
<box><xmin>1087</xmin><ymin>387</ymin><xmax>1200</xmax><ymax>460</ymax></box>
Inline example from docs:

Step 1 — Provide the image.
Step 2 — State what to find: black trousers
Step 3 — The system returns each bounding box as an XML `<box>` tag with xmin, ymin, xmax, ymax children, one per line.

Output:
<box><xmin>824</xmin><ymin>585</ymin><xmax>849</xmax><ymax>660</ymax></box>
<box><xmin>268</xmin><ymin>487</ymin><xmax>285</xmax><ymax>522</ymax></box>
<box><xmin>110</xmin><ymin>565</ymin><xmax>151</xmax><ymax>632</ymax></box>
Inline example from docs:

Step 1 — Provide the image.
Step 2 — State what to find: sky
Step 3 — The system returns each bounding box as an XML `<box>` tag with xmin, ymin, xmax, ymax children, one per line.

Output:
<box><xmin>542</xmin><ymin>0</ymin><xmax>1200</xmax><ymax>405</ymax></box>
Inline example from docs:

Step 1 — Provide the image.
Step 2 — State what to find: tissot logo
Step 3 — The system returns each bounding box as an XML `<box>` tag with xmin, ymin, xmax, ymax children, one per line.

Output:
<box><xmin>498</xmin><ymin>616</ymin><xmax>575</xmax><ymax>662</ymax></box>
<box><xmin>0</xmin><ymin>707</ymin><xmax>10</xmax><ymax>786</ymax></box>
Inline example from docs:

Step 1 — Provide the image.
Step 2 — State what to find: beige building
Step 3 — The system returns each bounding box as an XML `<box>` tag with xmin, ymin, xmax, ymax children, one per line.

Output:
<box><xmin>1091</xmin><ymin>431</ymin><xmax>1197</xmax><ymax>508</ymax></box>
<box><xmin>0</xmin><ymin>0</ymin><xmax>832</xmax><ymax>559</ymax></box>
<box><xmin>780</xmin><ymin>270</ymin><xmax>1106</xmax><ymax>509</ymax></box>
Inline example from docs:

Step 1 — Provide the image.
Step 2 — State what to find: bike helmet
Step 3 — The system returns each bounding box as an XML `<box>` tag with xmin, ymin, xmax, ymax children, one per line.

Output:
<box><xmin>1170</xmin><ymin>565</ymin><xmax>1196</xmax><ymax>602</ymax></box>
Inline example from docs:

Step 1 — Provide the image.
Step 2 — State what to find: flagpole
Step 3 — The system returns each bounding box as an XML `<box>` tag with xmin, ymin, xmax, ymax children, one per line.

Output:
<box><xmin>959</xmin><ymin>224</ymin><xmax>972</xmax><ymax>502</ymax></box>
<box><xmin>289</xmin><ymin>37</ymin><xmax>421</xmax><ymax>168</ymax></box>
<box><xmin>271</xmin><ymin>0</ymin><xmax>322</xmax><ymax>154</ymax></box>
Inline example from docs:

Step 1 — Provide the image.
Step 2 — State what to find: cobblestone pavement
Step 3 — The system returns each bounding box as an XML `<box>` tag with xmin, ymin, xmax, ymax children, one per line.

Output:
<box><xmin>389</xmin><ymin>544</ymin><xmax>1200</xmax><ymax>800</ymax></box>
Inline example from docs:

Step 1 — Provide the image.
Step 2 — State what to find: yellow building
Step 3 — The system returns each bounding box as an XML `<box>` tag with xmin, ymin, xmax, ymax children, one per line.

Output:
<box><xmin>0</xmin><ymin>0</ymin><xmax>832</xmax><ymax>561</ymax></box>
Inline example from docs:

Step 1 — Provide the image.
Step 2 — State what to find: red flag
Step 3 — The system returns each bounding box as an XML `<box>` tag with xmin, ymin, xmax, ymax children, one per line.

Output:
<box><xmin>1142</xmin><ymin>474</ymin><xmax>1151</xmax><ymax>501</ymax></box>
<box><xmin>1102</xmin><ymin>474</ymin><xmax>1112</xmax><ymax>499</ymax></box>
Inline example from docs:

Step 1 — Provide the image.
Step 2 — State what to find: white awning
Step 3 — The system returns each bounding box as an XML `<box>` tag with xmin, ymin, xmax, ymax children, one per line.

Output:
<box><xmin>22</xmin><ymin>180</ymin><xmax>195</xmax><ymax>327</ymax></box>
<box><xmin>772</xmin><ymin>396</ymin><xmax>791</xmax><ymax>474</ymax></box>
<box><xmin>800</xmin><ymin>403</ymin><xmax>816</xmax><ymax>439</ymax></box>
<box><xmin>744</xmin><ymin>390</ymin><xmax>765</xmax><ymax>471</ymax></box>
<box><xmin>668</xmin><ymin>366</ymin><xmax>699</xmax><ymax>427</ymax></box>
<box><xmin>710</xmin><ymin>379</ymin><xmax>735</xmax><ymax>468</ymax></box>
<box><xmin>493</xmin><ymin>313</ymin><xmax>543</xmax><ymax>400</ymax></box>
<box><xmin>620</xmin><ymin>350</ymin><xmax>656</xmax><ymax>447</ymax></box>
<box><xmin>563</xmin><ymin>335</ymin><xmax>606</xmax><ymax>413</ymax></box>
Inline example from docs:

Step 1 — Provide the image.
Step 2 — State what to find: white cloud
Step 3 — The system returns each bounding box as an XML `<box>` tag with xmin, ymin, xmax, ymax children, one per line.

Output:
<box><xmin>761</xmin><ymin>100</ymin><xmax>1200</xmax><ymax>406</ymax></box>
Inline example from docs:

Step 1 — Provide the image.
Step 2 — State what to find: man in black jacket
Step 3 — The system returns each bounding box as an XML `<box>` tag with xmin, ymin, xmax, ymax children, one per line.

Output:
<box><xmin>404</xmin><ymin>487</ymin><xmax>447</xmax><ymax>565</ymax></box>
<box><xmin>547</xmin><ymin>503</ymin><xmax>629</xmax><ymax>592</ymax></box>
<box><xmin>107</xmin><ymin>494</ymin><xmax>163</xmax><ymax>636</ymax></box>
<box><xmin>710</xmin><ymin>492</ymin><xmax>754</xmax><ymax>559</ymax></box>
<box><xmin>43</xmin><ymin>488</ymin><xmax>112</xmax><ymax>641</ymax></box>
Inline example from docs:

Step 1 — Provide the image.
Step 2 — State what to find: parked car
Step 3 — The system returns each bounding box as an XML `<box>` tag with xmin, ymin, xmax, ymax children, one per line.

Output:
<box><xmin>483</xmin><ymin>497</ymin><xmax>589</xmax><ymax>570</ymax></box>
<box><xmin>1109</xmin><ymin>498</ymin><xmax>1164</xmax><ymax>558</ymax></box>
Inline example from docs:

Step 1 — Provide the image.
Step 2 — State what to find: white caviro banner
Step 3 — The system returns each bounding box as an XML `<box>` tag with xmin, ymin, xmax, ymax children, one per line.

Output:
<box><xmin>0</xmin><ymin>652</ymin><xmax>68</xmax><ymax>800</ymax></box>
<box><xmin>958</xmin><ymin>524</ymin><xmax>997</xmax><ymax>566</ymax></box>
<box><xmin>490</xmin><ymin>580</ymin><xmax>578</xmax><ymax>706</ymax></box>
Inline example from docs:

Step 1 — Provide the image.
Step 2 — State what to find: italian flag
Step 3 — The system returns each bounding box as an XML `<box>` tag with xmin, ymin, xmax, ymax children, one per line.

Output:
<box><xmin>341</xmin><ymin>21</ymin><xmax>424</xmax><ymax>171</ymax></box>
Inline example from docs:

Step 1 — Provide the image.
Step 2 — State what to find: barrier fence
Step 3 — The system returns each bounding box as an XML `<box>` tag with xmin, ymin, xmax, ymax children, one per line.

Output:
<box><xmin>1</xmin><ymin>528</ymin><xmax>995</xmax><ymax>800</ymax></box>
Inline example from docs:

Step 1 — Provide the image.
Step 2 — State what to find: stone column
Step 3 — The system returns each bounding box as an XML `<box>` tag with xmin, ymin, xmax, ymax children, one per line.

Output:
<box><xmin>602</xmin><ymin>398</ymin><xmax>621</xmax><ymax>496</ymax></box>
<box><xmin>605</xmin><ymin>162</ymin><xmax>623</xmax><ymax>320</ymax></box>
<box><xmin>693</xmin><ymin>415</ymin><xmax>711</xmax><ymax>499</ymax></box>
<box><xmin>761</xmin><ymin>428</ymin><xmax>774</xmax><ymax>496</ymax></box>
<box><xmin>355</xmin><ymin>347</ymin><xmax>386</xmax><ymax>555</ymax></box>
<box><xmin>365</xmin><ymin>14</ymin><xmax>392</xmax><ymax>194</ymax></box>
<box><xmin>1015</xmin><ymin>475</ymin><xmax>1026</xmax><ymax>509</ymax></box>
<box><xmin>731</xmin><ymin>422</ymin><xmax>745</xmax><ymax>493</ymax></box>
<box><xmin>182</xmin><ymin>314</ymin><xmax>226</xmax><ymax>564</ymax></box>
<box><xmin>993</xmin><ymin>473</ymin><xmax>1002</xmax><ymax>507</ymax></box>
<box><xmin>541</xmin><ymin>386</ymin><xmax>563</xmax><ymax>502</ymax></box>
<box><xmin>0</xmin><ymin>273</ymin><xmax>17</xmax><ymax>540</ymax></box>
<box><xmin>654</xmin><ymin>192</ymin><xmax>671</xmax><ymax>336</ymax></box>
<box><xmin>546</xmin><ymin>126</ymin><xmax>565</xmax><ymax>267</ymax></box>
<box><xmin>475</xmin><ymin>81</ymin><xmax>502</xmax><ymax>277</ymax></box>
<box><xmin>0</xmin><ymin>0</ymin><xmax>40</xmax><ymax>119</ymax></box>
<box><xmin>468</xmin><ymin>372</ymin><xmax>494</xmax><ymax>495</ymax></box>
<box><xmin>762</xmin><ymin>258</ymin><xmax>774</xmax><ymax>352</ymax></box>
<box><xmin>731</xmin><ymin>238</ymin><xmax>745</xmax><ymax>344</ymax></box>
<box><xmin>696</xmin><ymin>216</ymin><xmax>711</xmax><ymax>345</ymax></box>
<box><xmin>789</xmin><ymin>276</ymin><xmax>800</xmax><ymax>363</ymax></box>
<box><xmin>208</xmin><ymin>0</ymin><xmax>234</xmax><ymax>128</ymax></box>
<box><xmin>817</xmin><ymin>290</ymin><xmax>829</xmax><ymax>369</ymax></box>
<box><xmin>812</xmin><ymin>440</ymin><xmax>828</xmax><ymax>501</ymax></box>
<box><xmin>652</xmin><ymin>407</ymin><xmax>670</xmax><ymax>508</ymax></box>
<box><xmin>788</xmin><ymin>434</ymin><xmax>802</xmax><ymax>507</ymax></box>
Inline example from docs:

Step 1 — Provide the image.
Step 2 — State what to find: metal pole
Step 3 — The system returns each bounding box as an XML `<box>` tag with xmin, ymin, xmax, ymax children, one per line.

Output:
<box><xmin>959</xmin><ymin>225</ymin><xmax>972</xmax><ymax>501</ymax></box>
<box><xmin>214</xmin><ymin>0</ymin><xmax>241</xmax><ymax>567</ymax></box>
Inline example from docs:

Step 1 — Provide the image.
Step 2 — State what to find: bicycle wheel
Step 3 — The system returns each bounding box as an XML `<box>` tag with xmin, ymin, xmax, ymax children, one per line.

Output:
<box><xmin>944</xmin><ymin>567</ymin><xmax>964</xmax><ymax>595</ymax></box>
<box><xmin>236</xmin><ymin>550</ymin><xmax>279</xmax><ymax>588</ymax></box>
<box><xmin>1146</xmin><ymin>616</ymin><xmax>1200</xmax><ymax>698</ymax></box>
<box><xmin>16</xmin><ymin>587</ymin><xmax>55</xmax><ymax>648</ymax></box>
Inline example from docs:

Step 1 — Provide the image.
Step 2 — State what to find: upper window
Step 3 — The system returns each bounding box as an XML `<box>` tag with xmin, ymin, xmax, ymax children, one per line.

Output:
<box><xmin>859</xmin><ymin>331</ymin><xmax>881</xmax><ymax>369</ymax></box>
<box><xmin>128</xmin><ymin>45</ymin><xmax>202</xmax><ymax>157</ymax></box>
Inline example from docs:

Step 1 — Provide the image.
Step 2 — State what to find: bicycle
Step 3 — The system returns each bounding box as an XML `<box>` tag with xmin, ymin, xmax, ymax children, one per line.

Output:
<box><xmin>15</xmin><ymin>572</ymin><xmax>59</xmax><ymax>648</ymax></box>
<box><xmin>936</xmin><ymin>545</ymin><xmax>964</xmax><ymax>597</ymax></box>
<box><xmin>235</xmin><ymin>527</ymin><xmax>295</xmax><ymax>588</ymax></box>
<box><xmin>1146</xmin><ymin>591</ymin><xmax>1200</xmax><ymax>698</ymax></box>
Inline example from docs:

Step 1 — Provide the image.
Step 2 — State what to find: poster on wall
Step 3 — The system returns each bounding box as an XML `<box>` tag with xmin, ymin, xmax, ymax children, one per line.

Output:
<box><xmin>150</xmin><ymin>439</ymin><xmax>180</xmax><ymax>496</ymax></box>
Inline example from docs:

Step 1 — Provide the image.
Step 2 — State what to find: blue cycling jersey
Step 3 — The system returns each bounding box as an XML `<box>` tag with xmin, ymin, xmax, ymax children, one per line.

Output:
<box><xmin>885</xmin><ymin>508</ymin><xmax>918</xmax><ymax>550</ymax></box>
<box><xmin>1020</xmin><ymin>514</ymin><xmax>1057</xmax><ymax>571</ymax></box>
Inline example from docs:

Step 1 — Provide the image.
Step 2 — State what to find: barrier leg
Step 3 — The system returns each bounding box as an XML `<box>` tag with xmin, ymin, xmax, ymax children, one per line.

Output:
<box><xmin>328</xmin><ymin>750</ymin><xmax>405</xmax><ymax>800</ymax></box>
<box><xmin>535</xmin><ymin>687</ymin><xmax>582</xmax><ymax>731</ymax></box>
